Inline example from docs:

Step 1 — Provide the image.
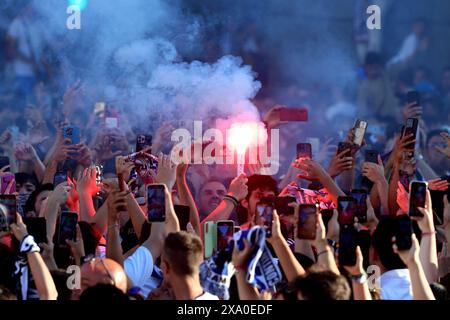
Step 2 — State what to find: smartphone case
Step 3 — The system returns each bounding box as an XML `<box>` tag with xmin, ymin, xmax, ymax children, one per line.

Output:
<box><xmin>203</xmin><ymin>221</ymin><xmax>217</xmax><ymax>258</ymax></box>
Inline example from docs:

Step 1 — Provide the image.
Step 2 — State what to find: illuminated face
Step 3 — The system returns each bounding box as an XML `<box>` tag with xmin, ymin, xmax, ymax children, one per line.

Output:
<box><xmin>199</xmin><ymin>181</ymin><xmax>227</xmax><ymax>216</ymax></box>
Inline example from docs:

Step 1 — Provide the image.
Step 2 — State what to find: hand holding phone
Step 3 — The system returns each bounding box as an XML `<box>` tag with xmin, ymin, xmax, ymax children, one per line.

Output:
<box><xmin>297</xmin><ymin>204</ymin><xmax>318</xmax><ymax>240</ymax></box>
<box><xmin>338</xmin><ymin>226</ymin><xmax>358</xmax><ymax>266</ymax></box>
<box><xmin>53</xmin><ymin>171</ymin><xmax>68</xmax><ymax>187</ymax></box>
<box><xmin>394</xmin><ymin>214</ymin><xmax>413</xmax><ymax>251</ymax></box>
<box><xmin>58</xmin><ymin>211</ymin><xmax>78</xmax><ymax>246</ymax></box>
<box><xmin>146</xmin><ymin>184</ymin><xmax>166</xmax><ymax>222</ymax></box>
<box><xmin>63</xmin><ymin>125</ymin><xmax>81</xmax><ymax>145</ymax></box>
<box><xmin>408</xmin><ymin>181</ymin><xmax>427</xmax><ymax>217</ymax></box>
<box><xmin>256</xmin><ymin>203</ymin><xmax>273</xmax><ymax>237</ymax></box>
<box><xmin>350</xmin><ymin>189</ymin><xmax>368</xmax><ymax>224</ymax></box>
<box><xmin>279</xmin><ymin>107</ymin><xmax>308</xmax><ymax>122</ymax></box>
<box><xmin>216</xmin><ymin>220</ymin><xmax>234</xmax><ymax>252</ymax></box>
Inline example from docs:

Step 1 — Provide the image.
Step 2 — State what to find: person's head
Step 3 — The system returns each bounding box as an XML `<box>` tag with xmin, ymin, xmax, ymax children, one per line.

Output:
<box><xmin>24</xmin><ymin>183</ymin><xmax>54</xmax><ymax>217</ymax></box>
<box><xmin>0</xmin><ymin>285</ymin><xmax>15</xmax><ymax>300</ymax></box>
<box><xmin>425</xmin><ymin>128</ymin><xmax>450</xmax><ymax>167</ymax></box>
<box><xmin>372</xmin><ymin>216</ymin><xmax>406</xmax><ymax>271</ymax></box>
<box><xmin>241</xmin><ymin>175</ymin><xmax>278</xmax><ymax>220</ymax></box>
<box><xmin>15</xmin><ymin>173</ymin><xmax>38</xmax><ymax>195</ymax></box>
<box><xmin>79</xmin><ymin>258</ymin><xmax>127</xmax><ymax>297</ymax></box>
<box><xmin>364</xmin><ymin>52</ymin><xmax>384</xmax><ymax>80</ymax></box>
<box><xmin>412</xmin><ymin>17</ymin><xmax>427</xmax><ymax>37</ymax></box>
<box><xmin>429</xmin><ymin>282</ymin><xmax>449</xmax><ymax>300</ymax></box>
<box><xmin>197</xmin><ymin>179</ymin><xmax>227</xmax><ymax>217</ymax></box>
<box><xmin>80</xmin><ymin>283</ymin><xmax>129</xmax><ymax>301</ymax></box>
<box><xmin>293</xmin><ymin>269</ymin><xmax>351</xmax><ymax>300</ymax></box>
<box><xmin>161</xmin><ymin>231</ymin><xmax>203</xmax><ymax>282</ymax></box>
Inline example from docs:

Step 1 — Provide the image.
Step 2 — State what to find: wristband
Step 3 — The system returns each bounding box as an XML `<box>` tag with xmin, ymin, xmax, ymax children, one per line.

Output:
<box><xmin>20</xmin><ymin>235</ymin><xmax>40</xmax><ymax>254</ymax></box>
<box><xmin>223</xmin><ymin>195</ymin><xmax>239</xmax><ymax>207</ymax></box>
<box><xmin>349</xmin><ymin>272</ymin><xmax>368</xmax><ymax>284</ymax></box>
<box><xmin>421</xmin><ymin>231</ymin><xmax>437</xmax><ymax>237</ymax></box>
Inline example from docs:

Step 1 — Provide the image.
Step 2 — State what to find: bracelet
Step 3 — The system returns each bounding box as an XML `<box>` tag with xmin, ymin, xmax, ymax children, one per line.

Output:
<box><xmin>234</xmin><ymin>264</ymin><xmax>247</xmax><ymax>273</ymax></box>
<box><xmin>421</xmin><ymin>231</ymin><xmax>437</xmax><ymax>237</ymax></box>
<box><xmin>223</xmin><ymin>195</ymin><xmax>239</xmax><ymax>207</ymax></box>
<box><xmin>108</xmin><ymin>223</ymin><xmax>119</xmax><ymax>230</ymax></box>
<box><xmin>349</xmin><ymin>272</ymin><xmax>368</xmax><ymax>284</ymax></box>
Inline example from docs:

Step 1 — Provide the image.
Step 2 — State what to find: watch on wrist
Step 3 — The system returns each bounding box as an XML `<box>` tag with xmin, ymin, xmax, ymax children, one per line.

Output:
<box><xmin>349</xmin><ymin>272</ymin><xmax>368</xmax><ymax>284</ymax></box>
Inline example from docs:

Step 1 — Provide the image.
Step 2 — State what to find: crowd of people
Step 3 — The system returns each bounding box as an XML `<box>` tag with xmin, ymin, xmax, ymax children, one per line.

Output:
<box><xmin>1</xmin><ymin>2</ymin><xmax>450</xmax><ymax>302</ymax></box>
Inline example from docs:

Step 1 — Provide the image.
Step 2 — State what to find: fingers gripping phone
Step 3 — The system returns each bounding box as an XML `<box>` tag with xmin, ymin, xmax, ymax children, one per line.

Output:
<box><xmin>408</xmin><ymin>181</ymin><xmax>427</xmax><ymax>217</ymax></box>
<box><xmin>297</xmin><ymin>204</ymin><xmax>318</xmax><ymax>240</ymax></box>
<box><xmin>256</xmin><ymin>203</ymin><xmax>273</xmax><ymax>237</ymax></box>
<box><xmin>58</xmin><ymin>211</ymin><xmax>78</xmax><ymax>246</ymax></box>
<box><xmin>146</xmin><ymin>185</ymin><xmax>166</xmax><ymax>222</ymax></box>
<box><xmin>279</xmin><ymin>108</ymin><xmax>308</xmax><ymax>122</ymax></box>
<box><xmin>406</xmin><ymin>90</ymin><xmax>421</xmax><ymax>107</ymax></box>
<box><xmin>0</xmin><ymin>195</ymin><xmax>17</xmax><ymax>232</ymax></box>
<box><xmin>216</xmin><ymin>220</ymin><xmax>235</xmax><ymax>252</ymax></box>
<box><xmin>337</xmin><ymin>142</ymin><xmax>353</xmax><ymax>157</ymax></box>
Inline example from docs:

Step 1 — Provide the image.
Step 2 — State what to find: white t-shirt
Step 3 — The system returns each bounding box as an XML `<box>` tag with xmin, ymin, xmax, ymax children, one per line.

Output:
<box><xmin>124</xmin><ymin>246</ymin><xmax>160</xmax><ymax>298</ymax></box>
<box><xmin>388</xmin><ymin>33</ymin><xmax>419</xmax><ymax>66</ymax></box>
<box><xmin>195</xmin><ymin>291</ymin><xmax>219</xmax><ymax>300</ymax></box>
<box><xmin>380</xmin><ymin>269</ymin><xmax>413</xmax><ymax>300</ymax></box>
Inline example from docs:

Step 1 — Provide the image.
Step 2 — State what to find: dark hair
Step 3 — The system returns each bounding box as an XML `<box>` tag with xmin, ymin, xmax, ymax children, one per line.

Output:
<box><xmin>80</xmin><ymin>284</ymin><xmax>129</xmax><ymax>301</ymax></box>
<box><xmin>24</xmin><ymin>183</ymin><xmax>54</xmax><ymax>214</ymax></box>
<box><xmin>0</xmin><ymin>285</ymin><xmax>16</xmax><ymax>300</ymax></box>
<box><xmin>430</xmin><ymin>282</ymin><xmax>449</xmax><ymax>300</ymax></box>
<box><xmin>427</xmin><ymin>128</ymin><xmax>450</xmax><ymax>147</ymax></box>
<box><xmin>245</xmin><ymin>174</ymin><xmax>278</xmax><ymax>201</ymax></box>
<box><xmin>14</xmin><ymin>173</ymin><xmax>38</xmax><ymax>188</ymax></box>
<box><xmin>372</xmin><ymin>216</ymin><xmax>406</xmax><ymax>271</ymax></box>
<box><xmin>0</xmin><ymin>243</ymin><xmax>16</xmax><ymax>291</ymax></box>
<box><xmin>365</xmin><ymin>52</ymin><xmax>384</xmax><ymax>67</ymax></box>
<box><xmin>163</xmin><ymin>231</ymin><xmax>203</xmax><ymax>276</ymax></box>
<box><xmin>293</xmin><ymin>269</ymin><xmax>351</xmax><ymax>300</ymax></box>
<box><xmin>50</xmin><ymin>270</ymin><xmax>72</xmax><ymax>301</ymax></box>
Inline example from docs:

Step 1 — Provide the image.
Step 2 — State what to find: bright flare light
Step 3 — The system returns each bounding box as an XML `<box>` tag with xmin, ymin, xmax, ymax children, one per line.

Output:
<box><xmin>228</xmin><ymin>122</ymin><xmax>261</xmax><ymax>175</ymax></box>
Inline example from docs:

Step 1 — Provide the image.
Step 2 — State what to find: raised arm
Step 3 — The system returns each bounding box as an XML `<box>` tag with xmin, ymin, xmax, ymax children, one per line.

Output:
<box><xmin>415</xmin><ymin>190</ymin><xmax>438</xmax><ymax>283</ymax></box>
<box><xmin>11</xmin><ymin>214</ymin><xmax>58</xmax><ymax>300</ymax></box>
<box><xmin>231</xmin><ymin>239</ymin><xmax>260</xmax><ymax>300</ymax></box>
<box><xmin>43</xmin><ymin>183</ymin><xmax>71</xmax><ymax>243</ymax></box>
<box><xmin>105</xmin><ymin>190</ymin><xmax>127</xmax><ymax>266</ymax></box>
<box><xmin>201</xmin><ymin>173</ymin><xmax>248</xmax><ymax>225</ymax></box>
<box><xmin>76</xmin><ymin>167</ymin><xmax>99</xmax><ymax>223</ymax></box>
<box><xmin>362</xmin><ymin>155</ymin><xmax>389</xmax><ymax>214</ymax></box>
<box><xmin>176</xmin><ymin>163</ymin><xmax>200</xmax><ymax>235</ymax></box>
<box><xmin>394</xmin><ymin>234</ymin><xmax>435</xmax><ymax>300</ymax></box>
<box><xmin>269</xmin><ymin>209</ymin><xmax>305</xmax><ymax>282</ymax></box>
<box><xmin>313</xmin><ymin>211</ymin><xmax>340</xmax><ymax>275</ymax></box>
<box><xmin>344</xmin><ymin>246</ymin><xmax>372</xmax><ymax>300</ymax></box>
<box><xmin>14</xmin><ymin>143</ymin><xmax>46</xmax><ymax>182</ymax></box>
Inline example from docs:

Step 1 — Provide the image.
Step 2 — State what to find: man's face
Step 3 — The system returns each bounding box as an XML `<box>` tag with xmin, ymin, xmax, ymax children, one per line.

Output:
<box><xmin>17</xmin><ymin>181</ymin><xmax>36</xmax><ymax>195</ymax></box>
<box><xmin>244</xmin><ymin>188</ymin><xmax>276</xmax><ymax>221</ymax></box>
<box><xmin>199</xmin><ymin>181</ymin><xmax>227</xmax><ymax>215</ymax></box>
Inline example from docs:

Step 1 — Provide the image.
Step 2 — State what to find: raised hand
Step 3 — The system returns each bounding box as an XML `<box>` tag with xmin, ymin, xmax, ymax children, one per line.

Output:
<box><xmin>362</xmin><ymin>155</ymin><xmax>385</xmax><ymax>183</ymax></box>
<box><xmin>328</xmin><ymin>149</ymin><xmax>353</xmax><ymax>178</ymax></box>
<box><xmin>77</xmin><ymin>166</ymin><xmax>100</xmax><ymax>196</ymax></box>
<box><xmin>293</xmin><ymin>158</ymin><xmax>327</xmax><ymax>182</ymax></box>
<box><xmin>14</xmin><ymin>143</ymin><xmax>39</xmax><ymax>162</ymax></box>
<box><xmin>396</xmin><ymin>181</ymin><xmax>409</xmax><ymax>214</ymax></box>
<box><xmin>228</xmin><ymin>173</ymin><xmax>248</xmax><ymax>201</ymax></box>
<box><xmin>49</xmin><ymin>182</ymin><xmax>72</xmax><ymax>206</ymax></box>
<box><xmin>427</xmin><ymin>178</ymin><xmax>449</xmax><ymax>191</ymax></box>
<box><xmin>155</xmin><ymin>153</ymin><xmax>178</xmax><ymax>191</ymax></box>
<box><xmin>66</xmin><ymin>224</ymin><xmax>85</xmax><ymax>264</ymax></box>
